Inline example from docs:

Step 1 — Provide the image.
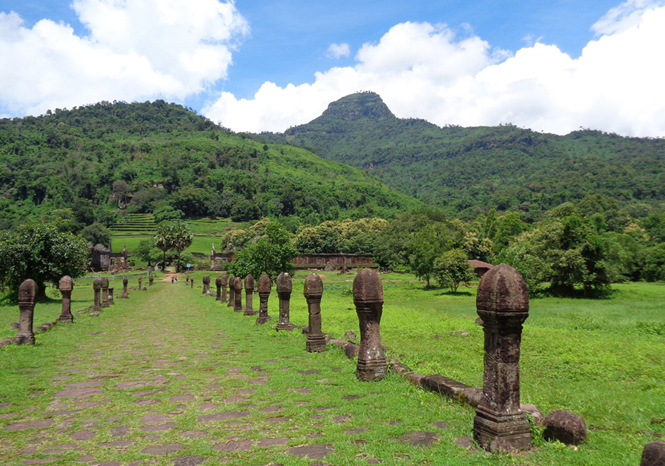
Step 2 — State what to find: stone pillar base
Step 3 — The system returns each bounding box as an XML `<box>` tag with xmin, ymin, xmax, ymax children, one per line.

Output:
<box><xmin>244</xmin><ymin>309</ymin><xmax>258</xmax><ymax>316</ymax></box>
<box><xmin>473</xmin><ymin>405</ymin><xmax>531</xmax><ymax>453</ymax></box>
<box><xmin>356</xmin><ymin>358</ymin><xmax>387</xmax><ymax>381</ymax></box>
<box><xmin>57</xmin><ymin>315</ymin><xmax>74</xmax><ymax>324</ymax></box>
<box><xmin>306</xmin><ymin>335</ymin><xmax>326</xmax><ymax>353</ymax></box>
<box><xmin>256</xmin><ymin>315</ymin><xmax>271</xmax><ymax>325</ymax></box>
<box><xmin>276</xmin><ymin>323</ymin><xmax>295</xmax><ymax>331</ymax></box>
<box><xmin>14</xmin><ymin>334</ymin><xmax>35</xmax><ymax>345</ymax></box>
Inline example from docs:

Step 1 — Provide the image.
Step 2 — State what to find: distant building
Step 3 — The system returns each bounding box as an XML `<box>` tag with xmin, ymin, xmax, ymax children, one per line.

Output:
<box><xmin>468</xmin><ymin>260</ymin><xmax>493</xmax><ymax>277</ymax></box>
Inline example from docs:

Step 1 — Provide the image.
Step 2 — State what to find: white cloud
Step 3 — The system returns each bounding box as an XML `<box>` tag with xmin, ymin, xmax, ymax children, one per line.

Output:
<box><xmin>204</xmin><ymin>7</ymin><xmax>665</xmax><ymax>137</ymax></box>
<box><xmin>0</xmin><ymin>0</ymin><xmax>248</xmax><ymax>115</ymax></box>
<box><xmin>327</xmin><ymin>42</ymin><xmax>350</xmax><ymax>59</ymax></box>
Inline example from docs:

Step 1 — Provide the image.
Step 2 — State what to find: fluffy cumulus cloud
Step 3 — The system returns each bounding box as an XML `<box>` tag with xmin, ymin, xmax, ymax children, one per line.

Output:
<box><xmin>0</xmin><ymin>0</ymin><xmax>248</xmax><ymax>115</ymax></box>
<box><xmin>205</xmin><ymin>1</ymin><xmax>665</xmax><ymax>137</ymax></box>
<box><xmin>327</xmin><ymin>42</ymin><xmax>351</xmax><ymax>59</ymax></box>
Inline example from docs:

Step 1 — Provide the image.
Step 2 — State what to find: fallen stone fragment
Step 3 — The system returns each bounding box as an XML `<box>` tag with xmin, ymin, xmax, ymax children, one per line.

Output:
<box><xmin>543</xmin><ymin>410</ymin><xmax>587</xmax><ymax>445</ymax></box>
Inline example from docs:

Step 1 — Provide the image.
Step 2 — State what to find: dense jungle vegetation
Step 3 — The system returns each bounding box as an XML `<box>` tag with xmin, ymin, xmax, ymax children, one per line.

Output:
<box><xmin>0</xmin><ymin>100</ymin><xmax>422</xmax><ymax>232</ymax></box>
<box><xmin>257</xmin><ymin>92</ymin><xmax>665</xmax><ymax>222</ymax></box>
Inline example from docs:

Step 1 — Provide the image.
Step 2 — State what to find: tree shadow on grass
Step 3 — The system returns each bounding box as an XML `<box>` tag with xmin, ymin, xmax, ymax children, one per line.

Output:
<box><xmin>434</xmin><ymin>291</ymin><xmax>473</xmax><ymax>297</ymax></box>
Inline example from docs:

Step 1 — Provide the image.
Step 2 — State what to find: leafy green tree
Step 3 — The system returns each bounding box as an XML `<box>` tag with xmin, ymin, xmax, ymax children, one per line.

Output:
<box><xmin>133</xmin><ymin>239</ymin><xmax>160</xmax><ymax>265</ymax></box>
<box><xmin>497</xmin><ymin>239</ymin><xmax>549</xmax><ymax>292</ymax></box>
<box><xmin>168</xmin><ymin>221</ymin><xmax>194</xmax><ymax>273</ymax></box>
<box><xmin>407</xmin><ymin>223</ymin><xmax>451</xmax><ymax>287</ymax></box>
<box><xmin>644</xmin><ymin>243</ymin><xmax>665</xmax><ymax>281</ymax></box>
<box><xmin>227</xmin><ymin>223</ymin><xmax>297</xmax><ymax>281</ymax></box>
<box><xmin>0</xmin><ymin>223</ymin><xmax>89</xmax><ymax>300</ymax></box>
<box><xmin>154</xmin><ymin>223</ymin><xmax>174</xmax><ymax>269</ymax></box>
<box><xmin>80</xmin><ymin>222</ymin><xmax>111</xmax><ymax>247</ymax></box>
<box><xmin>433</xmin><ymin>248</ymin><xmax>475</xmax><ymax>293</ymax></box>
<box><xmin>153</xmin><ymin>206</ymin><xmax>184</xmax><ymax>223</ymax></box>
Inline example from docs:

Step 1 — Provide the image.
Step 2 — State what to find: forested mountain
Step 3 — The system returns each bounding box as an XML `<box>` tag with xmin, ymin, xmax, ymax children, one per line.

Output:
<box><xmin>0</xmin><ymin>100</ymin><xmax>423</xmax><ymax>231</ymax></box>
<box><xmin>256</xmin><ymin>92</ymin><xmax>665</xmax><ymax>221</ymax></box>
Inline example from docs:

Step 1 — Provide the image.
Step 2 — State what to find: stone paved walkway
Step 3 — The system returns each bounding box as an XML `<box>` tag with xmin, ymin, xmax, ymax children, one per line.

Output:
<box><xmin>0</xmin><ymin>281</ymin><xmax>473</xmax><ymax>466</ymax></box>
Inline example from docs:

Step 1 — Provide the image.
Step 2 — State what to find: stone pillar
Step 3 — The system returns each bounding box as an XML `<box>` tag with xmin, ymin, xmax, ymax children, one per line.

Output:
<box><xmin>138</xmin><ymin>277</ymin><xmax>143</xmax><ymax>290</ymax></box>
<box><xmin>57</xmin><ymin>276</ymin><xmax>74</xmax><ymax>324</ymax></box>
<box><xmin>92</xmin><ymin>279</ymin><xmax>102</xmax><ymax>315</ymax></box>
<box><xmin>473</xmin><ymin>264</ymin><xmax>531</xmax><ymax>453</ymax></box>
<box><xmin>304</xmin><ymin>273</ymin><xmax>326</xmax><ymax>352</ymax></box>
<box><xmin>149</xmin><ymin>275</ymin><xmax>154</xmax><ymax>286</ymax></box>
<box><xmin>227</xmin><ymin>275</ymin><xmax>235</xmax><ymax>308</ymax></box>
<box><xmin>233</xmin><ymin>277</ymin><xmax>243</xmax><ymax>312</ymax></box>
<box><xmin>186</xmin><ymin>273</ymin><xmax>189</xmax><ymax>284</ymax></box>
<box><xmin>244</xmin><ymin>274</ymin><xmax>256</xmax><ymax>315</ymax></box>
<box><xmin>190</xmin><ymin>277</ymin><xmax>194</xmax><ymax>289</ymax></box>
<box><xmin>108</xmin><ymin>287</ymin><xmax>114</xmax><ymax>305</ymax></box>
<box><xmin>101</xmin><ymin>277</ymin><xmax>110</xmax><ymax>308</ymax></box>
<box><xmin>202</xmin><ymin>275</ymin><xmax>210</xmax><ymax>295</ymax></box>
<box><xmin>221</xmin><ymin>272</ymin><xmax>228</xmax><ymax>303</ymax></box>
<box><xmin>121</xmin><ymin>277</ymin><xmax>129</xmax><ymax>298</ymax></box>
<box><xmin>354</xmin><ymin>269</ymin><xmax>386</xmax><ymax>381</ymax></box>
<box><xmin>215</xmin><ymin>276</ymin><xmax>223</xmax><ymax>301</ymax></box>
<box><xmin>256</xmin><ymin>274</ymin><xmax>272</xmax><ymax>324</ymax></box>
<box><xmin>276</xmin><ymin>272</ymin><xmax>293</xmax><ymax>331</ymax></box>
<box><xmin>15</xmin><ymin>279</ymin><xmax>37</xmax><ymax>345</ymax></box>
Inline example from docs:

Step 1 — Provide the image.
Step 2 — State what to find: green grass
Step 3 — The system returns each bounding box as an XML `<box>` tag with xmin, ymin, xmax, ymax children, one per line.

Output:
<box><xmin>111</xmin><ymin>235</ymin><xmax>221</xmax><ymax>256</ymax></box>
<box><xmin>0</xmin><ymin>273</ymin><xmax>663</xmax><ymax>465</ymax></box>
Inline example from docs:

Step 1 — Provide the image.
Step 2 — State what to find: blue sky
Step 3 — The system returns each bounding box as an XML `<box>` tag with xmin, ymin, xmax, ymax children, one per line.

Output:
<box><xmin>1</xmin><ymin>0</ymin><xmax>664</xmax><ymax>136</ymax></box>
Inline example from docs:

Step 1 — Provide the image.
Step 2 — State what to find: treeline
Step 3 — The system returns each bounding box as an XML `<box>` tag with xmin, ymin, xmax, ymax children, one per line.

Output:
<box><xmin>0</xmin><ymin>100</ymin><xmax>422</xmax><ymax>234</ymax></box>
<box><xmin>226</xmin><ymin>193</ymin><xmax>665</xmax><ymax>294</ymax></box>
<box><xmin>256</xmin><ymin>92</ymin><xmax>665</xmax><ymax>221</ymax></box>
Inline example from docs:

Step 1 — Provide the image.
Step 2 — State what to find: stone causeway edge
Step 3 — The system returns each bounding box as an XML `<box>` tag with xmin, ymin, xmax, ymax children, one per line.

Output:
<box><xmin>1</xmin><ymin>320</ymin><xmax>59</xmax><ymax>348</ymax></box>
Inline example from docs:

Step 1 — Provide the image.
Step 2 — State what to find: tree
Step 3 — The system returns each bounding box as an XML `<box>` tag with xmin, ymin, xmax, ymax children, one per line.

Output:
<box><xmin>168</xmin><ymin>221</ymin><xmax>193</xmax><ymax>272</ymax></box>
<box><xmin>226</xmin><ymin>222</ymin><xmax>297</xmax><ymax>281</ymax></box>
<box><xmin>80</xmin><ymin>222</ymin><xmax>111</xmax><ymax>247</ymax></box>
<box><xmin>433</xmin><ymin>248</ymin><xmax>475</xmax><ymax>293</ymax></box>
<box><xmin>0</xmin><ymin>222</ymin><xmax>89</xmax><ymax>300</ymax></box>
<box><xmin>407</xmin><ymin>223</ymin><xmax>451</xmax><ymax>287</ymax></box>
<box><xmin>154</xmin><ymin>223</ymin><xmax>174</xmax><ymax>270</ymax></box>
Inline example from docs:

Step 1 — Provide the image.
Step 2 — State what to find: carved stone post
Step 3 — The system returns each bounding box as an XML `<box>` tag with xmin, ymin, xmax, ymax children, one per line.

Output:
<box><xmin>354</xmin><ymin>269</ymin><xmax>386</xmax><ymax>381</ymax></box>
<box><xmin>215</xmin><ymin>276</ymin><xmax>223</xmax><ymax>301</ymax></box>
<box><xmin>304</xmin><ymin>273</ymin><xmax>326</xmax><ymax>352</ymax></box>
<box><xmin>256</xmin><ymin>274</ymin><xmax>272</xmax><ymax>324</ymax></box>
<box><xmin>233</xmin><ymin>277</ymin><xmax>243</xmax><ymax>312</ymax></box>
<box><xmin>92</xmin><ymin>279</ymin><xmax>102</xmax><ymax>315</ymax></box>
<box><xmin>57</xmin><ymin>276</ymin><xmax>74</xmax><ymax>324</ymax></box>
<box><xmin>101</xmin><ymin>277</ymin><xmax>110</xmax><ymax>308</ymax></box>
<box><xmin>227</xmin><ymin>275</ymin><xmax>236</xmax><ymax>308</ymax></box>
<box><xmin>108</xmin><ymin>287</ymin><xmax>114</xmax><ymax>305</ymax></box>
<box><xmin>221</xmin><ymin>273</ymin><xmax>228</xmax><ymax>303</ymax></box>
<box><xmin>121</xmin><ymin>277</ymin><xmax>129</xmax><ymax>298</ymax></box>
<box><xmin>186</xmin><ymin>273</ymin><xmax>189</xmax><ymax>284</ymax></box>
<box><xmin>473</xmin><ymin>264</ymin><xmax>531</xmax><ymax>453</ymax></box>
<box><xmin>15</xmin><ymin>279</ymin><xmax>37</xmax><ymax>345</ymax></box>
<box><xmin>149</xmin><ymin>275</ymin><xmax>154</xmax><ymax>286</ymax></box>
<box><xmin>190</xmin><ymin>278</ymin><xmax>194</xmax><ymax>289</ymax></box>
<box><xmin>138</xmin><ymin>277</ymin><xmax>143</xmax><ymax>290</ymax></box>
<box><xmin>244</xmin><ymin>274</ymin><xmax>256</xmax><ymax>315</ymax></box>
<box><xmin>276</xmin><ymin>273</ymin><xmax>293</xmax><ymax>331</ymax></box>
<box><xmin>202</xmin><ymin>275</ymin><xmax>210</xmax><ymax>295</ymax></box>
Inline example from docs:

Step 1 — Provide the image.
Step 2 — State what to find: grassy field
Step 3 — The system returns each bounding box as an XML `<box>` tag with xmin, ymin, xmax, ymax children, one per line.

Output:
<box><xmin>0</xmin><ymin>272</ymin><xmax>663</xmax><ymax>465</ymax></box>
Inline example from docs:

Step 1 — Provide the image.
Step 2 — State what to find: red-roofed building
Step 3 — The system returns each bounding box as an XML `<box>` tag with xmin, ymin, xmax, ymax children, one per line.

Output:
<box><xmin>468</xmin><ymin>260</ymin><xmax>493</xmax><ymax>277</ymax></box>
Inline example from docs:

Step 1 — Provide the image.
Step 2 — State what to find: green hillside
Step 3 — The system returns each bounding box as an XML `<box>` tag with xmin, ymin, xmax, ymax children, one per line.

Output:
<box><xmin>0</xmin><ymin>100</ymin><xmax>423</xmax><ymax>231</ymax></box>
<box><xmin>257</xmin><ymin>92</ymin><xmax>665</xmax><ymax>220</ymax></box>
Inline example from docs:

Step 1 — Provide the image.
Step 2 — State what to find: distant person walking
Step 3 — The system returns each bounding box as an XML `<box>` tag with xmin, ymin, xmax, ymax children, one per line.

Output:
<box><xmin>171</xmin><ymin>275</ymin><xmax>175</xmax><ymax>284</ymax></box>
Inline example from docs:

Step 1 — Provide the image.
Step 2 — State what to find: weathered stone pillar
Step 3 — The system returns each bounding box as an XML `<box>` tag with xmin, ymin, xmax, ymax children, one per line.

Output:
<box><xmin>473</xmin><ymin>264</ymin><xmax>531</xmax><ymax>453</ymax></box>
<box><xmin>149</xmin><ymin>275</ymin><xmax>154</xmax><ymax>286</ymax></box>
<box><xmin>121</xmin><ymin>277</ymin><xmax>129</xmax><ymax>298</ymax></box>
<box><xmin>221</xmin><ymin>272</ymin><xmax>228</xmax><ymax>303</ymax></box>
<box><xmin>256</xmin><ymin>274</ymin><xmax>272</xmax><ymax>324</ymax></box>
<box><xmin>57</xmin><ymin>276</ymin><xmax>74</xmax><ymax>324</ymax></box>
<box><xmin>233</xmin><ymin>277</ymin><xmax>243</xmax><ymax>312</ymax></box>
<box><xmin>108</xmin><ymin>287</ymin><xmax>114</xmax><ymax>305</ymax></box>
<box><xmin>138</xmin><ymin>277</ymin><xmax>143</xmax><ymax>290</ymax></box>
<box><xmin>202</xmin><ymin>275</ymin><xmax>210</xmax><ymax>295</ymax></box>
<box><xmin>354</xmin><ymin>269</ymin><xmax>386</xmax><ymax>381</ymax></box>
<box><xmin>227</xmin><ymin>275</ymin><xmax>236</xmax><ymax>308</ymax></box>
<box><xmin>101</xmin><ymin>277</ymin><xmax>110</xmax><ymax>308</ymax></box>
<box><xmin>244</xmin><ymin>274</ymin><xmax>256</xmax><ymax>315</ymax></box>
<box><xmin>186</xmin><ymin>273</ymin><xmax>189</xmax><ymax>284</ymax></box>
<box><xmin>92</xmin><ymin>279</ymin><xmax>102</xmax><ymax>315</ymax></box>
<box><xmin>276</xmin><ymin>272</ymin><xmax>293</xmax><ymax>331</ymax></box>
<box><xmin>304</xmin><ymin>273</ymin><xmax>326</xmax><ymax>352</ymax></box>
<box><xmin>190</xmin><ymin>278</ymin><xmax>194</xmax><ymax>289</ymax></box>
<box><xmin>15</xmin><ymin>279</ymin><xmax>37</xmax><ymax>345</ymax></box>
<box><xmin>215</xmin><ymin>276</ymin><xmax>223</xmax><ymax>301</ymax></box>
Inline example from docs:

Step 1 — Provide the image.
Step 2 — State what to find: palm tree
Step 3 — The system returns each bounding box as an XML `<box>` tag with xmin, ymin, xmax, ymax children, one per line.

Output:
<box><xmin>169</xmin><ymin>221</ymin><xmax>193</xmax><ymax>273</ymax></box>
